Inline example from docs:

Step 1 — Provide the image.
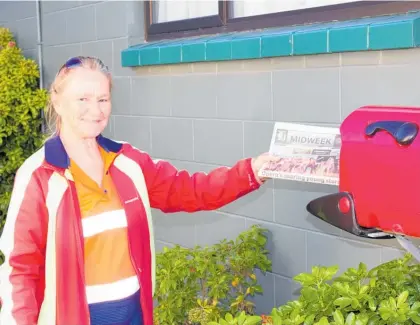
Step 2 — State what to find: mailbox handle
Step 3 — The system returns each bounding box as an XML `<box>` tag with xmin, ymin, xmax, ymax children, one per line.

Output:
<box><xmin>365</xmin><ymin>120</ymin><xmax>418</xmax><ymax>145</ymax></box>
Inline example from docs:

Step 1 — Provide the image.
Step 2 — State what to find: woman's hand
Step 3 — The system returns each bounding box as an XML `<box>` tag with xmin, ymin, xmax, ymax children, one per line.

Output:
<box><xmin>251</xmin><ymin>152</ymin><xmax>281</xmax><ymax>184</ymax></box>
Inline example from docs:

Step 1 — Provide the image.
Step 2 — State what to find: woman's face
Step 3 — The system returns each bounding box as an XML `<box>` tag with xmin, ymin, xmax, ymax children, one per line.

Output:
<box><xmin>55</xmin><ymin>67</ymin><xmax>111</xmax><ymax>139</ymax></box>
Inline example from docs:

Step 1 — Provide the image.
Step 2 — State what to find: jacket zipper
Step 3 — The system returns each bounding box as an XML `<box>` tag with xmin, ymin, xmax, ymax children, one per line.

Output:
<box><xmin>113</xmin><ymin>180</ymin><xmax>146</xmax><ymax>323</ymax></box>
<box><xmin>112</xmin><ymin>180</ymin><xmax>142</xmax><ymax>277</ymax></box>
<box><xmin>104</xmin><ymin>157</ymin><xmax>143</xmax><ymax>278</ymax></box>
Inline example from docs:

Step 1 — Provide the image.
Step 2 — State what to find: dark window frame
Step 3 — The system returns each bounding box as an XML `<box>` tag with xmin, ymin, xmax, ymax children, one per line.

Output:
<box><xmin>144</xmin><ymin>1</ymin><xmax>420</xmax><ymax>42</ymax></box>
<box><xmin>144</xmin><ymin>0</ymin><xmax>227</xmax><ymax>37</ymax></box>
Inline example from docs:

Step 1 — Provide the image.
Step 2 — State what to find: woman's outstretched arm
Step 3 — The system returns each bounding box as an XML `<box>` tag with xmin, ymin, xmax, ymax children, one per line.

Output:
<box><xmin>132</xmin><ymin>147</ymin><xmax>275</xmax><ymax>213</ymax></box>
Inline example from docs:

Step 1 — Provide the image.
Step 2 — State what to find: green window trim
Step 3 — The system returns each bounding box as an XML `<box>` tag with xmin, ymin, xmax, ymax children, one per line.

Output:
<box><xmin>121</xmin><ymin>10</ymin><xmax>420</xmax><ymax>67</ymax></box>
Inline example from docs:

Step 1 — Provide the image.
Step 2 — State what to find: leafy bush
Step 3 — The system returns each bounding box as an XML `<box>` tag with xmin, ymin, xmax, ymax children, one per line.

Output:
<box><xmin>268</xmin><ymin>252</ymin><xmax>420</xmax><ymax>325</ymax></box>
<box><xmin>153</xmin><ymin>225</ymin><xmax>272</xmax><ymax>325</ymax></box>
<box><xmin>208</xmin><ymin>252</ymin><xmax>420</xmax><ymax>325</ymax></box>
<box><xmin>209</xmin><ymin>311</ymin><xmax>262</xmax><ymax>325</ymax></box>
<box><xmin>0</xmin><ymin>28</ymin><xmax>48</xmax><ymax>243</ymax></box>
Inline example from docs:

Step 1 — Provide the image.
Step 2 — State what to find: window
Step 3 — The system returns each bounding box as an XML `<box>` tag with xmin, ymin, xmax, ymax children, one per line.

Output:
<box><xmin>144</xmin><ymin>0</ymin><xmax>420</xmax><ymax>41</ymax></box>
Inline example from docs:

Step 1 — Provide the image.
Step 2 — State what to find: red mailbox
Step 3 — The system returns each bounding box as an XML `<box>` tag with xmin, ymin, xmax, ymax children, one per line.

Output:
<box><xmin>307</xmin><ymin>105</ymin><xmax>420</xmax><ymax>239</ymax></box>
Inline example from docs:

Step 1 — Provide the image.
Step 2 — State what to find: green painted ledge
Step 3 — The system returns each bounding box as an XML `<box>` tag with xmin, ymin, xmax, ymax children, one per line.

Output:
<box><xmin>121</xmin><ymin>10</ymin><xmax>420</xmax><ymax>67</ymax></box>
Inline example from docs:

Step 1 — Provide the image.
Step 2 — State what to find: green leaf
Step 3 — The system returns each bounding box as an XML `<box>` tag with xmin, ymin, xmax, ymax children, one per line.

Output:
<box><xmin>397</xmin><ymin>291</ymin><xmax>409</xmax><ymax>307</ymax></box>
<box><xmin>359</xmin><ymin>285</ymin><xmax>369</xmax><ymax>295</ymax></box>
<box><xmin>316</xmin><ymin>316</ymin><xmax>330</xmax><ymax>325</ymax></box>
<box><xmin>351</xmin><ymin>298</ymin><xmax>360</xmax><ymax>309</ymax></box>
<box><xmin>243</xmin><ymin>316</ymin><xmax>263</xmax><ymax>325</ymax></box>
<box><xmin>378</xmin><ymin>305</ymin><xmax>393</xmax><ymax>321</ymax></box>
<box><xmin>355</xmin><ymin>313</ymin><xmax>369</xmax><ymax>325</ymax></box>
<box><xmin>367</xmin><ymin>315</ymin><xmax>381</xmax><ymax>325</ymax></box>
<box><xmin>333</xmin><ymin>310</ymin><xmax>345</xmax><ymax>325</ymax></box>
<box><xmin>411</xmin><ymin>313</ymin><xmax>420</xmax><ymax>325</ymax></box>
<box><xmin>368</xmin><ymin>297</ymin><xmax>376</xmax><ymax>312</ymax></box>
<box><xmin>345</xmin><ymin>313</ymin><xmax>356</xmax><ymax>325</ymax></box>
<box><xmin>294</xmin><ymin>273</ymin><xmax>316</xmax><ymax>286</ymax></box>
<box><xmin>304</xmin><ymin>314</ymin><xmax>316</xmax><ymax>325</ymax></box>
<box><xmin>301</xmin><ymin>287</ymin><xmax>318</xmax><ymax>302</ymax></box>
<box><xmin>334</xmin><ymin>297</ymin><xmax>352</xmax><ymax>308</ymax></box>
<box><xmin>358</xmin><ymin>263</ymin><xmax>367</xmax><ymax>275</ymax></box>
<box><xmin>324</xmin><ymin>265</ymin><xmax>340</xmax><ymax>280</ymax></box>
<box><xmin>390</xmin><ymin>297</ymin><xmax>397</xmax><ymax>309</ymax></box>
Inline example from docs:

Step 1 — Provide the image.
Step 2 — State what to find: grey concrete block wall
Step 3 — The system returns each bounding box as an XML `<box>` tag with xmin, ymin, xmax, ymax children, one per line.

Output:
<box><xmin>1</xmin><ymin>0</ymin><xmax>418</xmax><ymax>314</ymax></box>
<box><xmin>0</xmin><ymin>0</ymin><xmax>143</xmax><ymax>86</ymax></box>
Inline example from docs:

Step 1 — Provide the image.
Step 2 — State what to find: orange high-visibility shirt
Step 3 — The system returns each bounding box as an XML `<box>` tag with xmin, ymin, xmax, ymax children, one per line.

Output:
<box><xmin>69</xmin><ymin>146</ymin><xmax>138</xmax><ymax>305</ymax></box>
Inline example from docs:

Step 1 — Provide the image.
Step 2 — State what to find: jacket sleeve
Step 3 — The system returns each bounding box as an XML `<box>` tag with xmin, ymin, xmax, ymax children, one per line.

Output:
<box><xmin>0</xmin><ymin>168</ymin><xmax>47</xmax><ymax>325</ymax></box>
<box><xmin>137</xmin><ymin>152</ymin><xmax>262</xmax><ymax>213</ymax></box>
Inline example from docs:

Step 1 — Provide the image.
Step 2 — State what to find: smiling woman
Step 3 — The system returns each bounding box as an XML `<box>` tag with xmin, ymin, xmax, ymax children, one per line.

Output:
<box><xmin>45</xmin><ymin>56</ymin><xmax>112</xmax><ymax>140</ymax></box>
<box><xmin>0</xmin><ymin>55</ymin><xmax>280</xmax><ymax>325</ymax></box>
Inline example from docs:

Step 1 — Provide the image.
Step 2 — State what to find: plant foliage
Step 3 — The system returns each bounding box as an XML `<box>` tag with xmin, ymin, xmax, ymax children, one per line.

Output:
<box><xmin>153</xmin><ymin>224</ymin><xmax>272</xmax><ymax>325</ymax></box>
<box><xmin>0</xmin><ymin>28</ymin><xmax>48</xmax><ymax>249</ymax></box>
<box><xmin>265</xmin><ymin>253</ymin><xmax>420</xmax><ymax>325</ymax></box>
<box><xmin>205</xmin><ymin>253</ymin><xmax>420</xmax><ymax>325</ymax></box>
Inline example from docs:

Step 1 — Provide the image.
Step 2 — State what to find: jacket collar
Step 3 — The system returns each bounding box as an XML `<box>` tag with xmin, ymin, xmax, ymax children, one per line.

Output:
<box><xmin>44</xmin><ymin>134</ymin><xmax>123</xmax><ymax>169</ymax></box>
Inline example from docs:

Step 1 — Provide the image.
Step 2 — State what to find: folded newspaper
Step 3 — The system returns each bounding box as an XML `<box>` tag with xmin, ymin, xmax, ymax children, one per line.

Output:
<box><xmin>258</xmin><ymin>122</ymin><xmax>341</xmax><ymax>185</ymax></box>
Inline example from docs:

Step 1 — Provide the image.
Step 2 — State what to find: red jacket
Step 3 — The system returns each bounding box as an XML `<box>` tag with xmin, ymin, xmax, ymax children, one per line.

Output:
<box><xmin>0</xmin><ymin>135</ymin><xmax>261</xmax><ymax>325</ymax></box>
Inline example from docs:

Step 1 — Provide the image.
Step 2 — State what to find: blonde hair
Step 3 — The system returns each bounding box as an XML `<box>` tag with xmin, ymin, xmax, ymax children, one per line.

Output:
<box><xmin>44</xmin><ymin>56</ymin><xmax>112</xmax><ymax>137</ymax></box>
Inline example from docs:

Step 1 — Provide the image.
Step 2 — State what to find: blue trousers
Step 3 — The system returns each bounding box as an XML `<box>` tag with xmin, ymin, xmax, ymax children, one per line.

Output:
<box><xmin>88</xmin><ymin>290</ymin><xmax>143</xmax><ymax>325</ymax></box>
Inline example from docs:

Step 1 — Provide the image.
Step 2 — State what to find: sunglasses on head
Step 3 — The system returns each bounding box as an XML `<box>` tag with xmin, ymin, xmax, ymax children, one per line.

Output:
<box><xmin>58</xmin><ymin>56</ymin><xmax>109</xmax><ymax>74</ymax></box>
<box><xmin>64</xmin><ymin>57</ymin><xmax>83</xmax><ymax>68</ymax></box>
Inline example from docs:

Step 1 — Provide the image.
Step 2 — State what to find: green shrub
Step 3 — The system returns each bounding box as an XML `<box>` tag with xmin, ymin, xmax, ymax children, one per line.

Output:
<box><xmin>209</xmin><ymin>252</ymin><xmax>420</xmax><ymax>325</ymax></box>
<box><xmin>209</xmin><ymin>311</ymin><xmax>262</xmax><ymax>325</ymax></box>
<box><xmin>269</xmin><ymin>252</ymin><xmax>420</xmax><ymax>325</ymax></box>
<box><xmin>153</xmin><ymin>224</ymin><xmax>272</xmax><ymax>325</ymax></box>
<box><xmin>0</xmin><ymin>28</ymin><xmax>48</xmax><ymax>249</ymax></box>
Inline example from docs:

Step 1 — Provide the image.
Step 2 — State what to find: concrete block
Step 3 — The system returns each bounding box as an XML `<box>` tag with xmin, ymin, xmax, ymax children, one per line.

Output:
<box><xmin>381</xmin><ymin>247</ymin><xmax>406</xmax><ymax>263</ymax></box>
<box><xmin>193</xmin><ymin>119</ymin><xmax>243</xmax><ymax>166</ymax></box>
<box><xmin>247</xmin><ymin>219</ymin><xmax>307</xmax><ymax>278</ymax></box>
<box><xmin>41</xmin><ymin>11</ymin><xmax>66</xmax><ymax>46</ymax></box>
<box><xmin>23</xmin><ymin>49</ymin><xmax>39</xmax><ymax>64</ymax></box>
<box><xmin>306</xmin><ymin>232</ymin><xmax>382</xmax><ymax>275</ymax></box>
<box><xmin>195</xmin><ymin>211</ymin><xmax>246</xmax><ymax>246</ymax></box>
<box><xmin>114</xmin><ymin>116</ymin><xmax>151</xmax><ymax>152</ymax></box>
<box><xmin>171</xmin><ymin>74</ymin><xmax>217</xmax><ymax>118</ymax></box>
<box><xmin>42</xmin><ymin>44</ymin><xmax>82</xmax><ymax>87</ymax></box>
<box><xmin>95</xmin><ymin>1</ymin><xmax>128</xmax><ymax>40</ymax></box>
<box><xmin>111</xmin><ymin>77</ymin><xmax>131</xmax><ymax>115</ymax></box>
<box><xmin>66</xmin><ymin>5</ymin><xmax>96</xmax><ymax>43</ymax></box>
<box><xmin>251</xmin><ymin>270</ymin><xmax>276</xmax><ymax>315</ymax></box>
<box><xmin>1</xmin><ymin>1</ymin><xmax>36</xmax><ymax>21</ymax></box>
<box><xmin>41</xmin><ymin>0</ymin><xmax>79</xmax><ymax>15</ymax></box>
<box><xmin>273</xmin><ymin>68</ymin><xmax>340</xmax><ymax>123</ymax></box>
<box><xmin>220</xmin><ymin>181</ymin><xmax>274</xmax><ymax>222</ymax></box>
<box><xmin>217</xmin><ymin>72</ymin><xmax>272</xmax><ymax>121</ymax></box>
<box><xmin>113</xmin><ymin>38</ymin><xmax>136</xmax><ymax>77</ymax></box>
<box><xmin>244</xmin><ymin>121</ymin><xmax>275</xmax><ymax>158</ymax></box>
<box><xmin>151</xmin><ymin>118</ymin><xmax>193</xmax><ymax>160</ymax></box>
<box><xmin>274</xmin><ymin>180</ymin><xmax>341</xmax><ymax>236</ymax></box>
<box><xmin>341</xmin><ymin>65</ymin><xmax>420</xmax><ymax>119</ymax></box>
<box><xmin>274</xmin><ymin>275</ymin><xmax>295</xmax><ymax>306</ymax></box>
<box><xmin>15</xmin><ymin>17</ymin><xmax>37</xmax><ymax>50</ymax></box>
<box><xmin>153</xmin><ymin>209</ymin><xmax>196</xmax><ymax>248</ymax></box>
<box><xmin>131</xmin><ymin>76</ymin><xmax>171</xmax><ymax>116</ymax></box>
<box><xmin>81</xmin><ymin>39</ymin><xmax>113</xmax><ymax>70</ymax></box>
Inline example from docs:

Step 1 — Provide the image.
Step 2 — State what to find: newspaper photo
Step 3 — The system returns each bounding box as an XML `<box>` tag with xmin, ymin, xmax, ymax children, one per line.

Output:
<box><xmin>258</xmin><ymin>122</ymin><xmax>341</xmax><ymax>185</ymax></box>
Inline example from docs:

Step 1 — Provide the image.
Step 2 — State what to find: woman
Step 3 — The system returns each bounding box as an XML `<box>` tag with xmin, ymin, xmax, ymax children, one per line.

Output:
<box><xmin>0</xmin><ymin>56</ymin><xmax>278</xmax><ymax>325</ymax></box>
